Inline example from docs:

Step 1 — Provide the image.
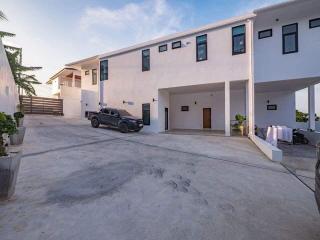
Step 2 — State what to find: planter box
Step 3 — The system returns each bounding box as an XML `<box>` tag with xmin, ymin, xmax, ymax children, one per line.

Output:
<box><xmin>0</xmin><ymin>151</ymin><xmax>22</xmax><ymax>200</ymax></box>
<box><xmin>10</xmin><ymin>126</ymin><xmax>26</xmax><ymax>145</ymax></box>
<box><xmin>18</xmin><ymin>118</ymin><xmax>24</xmax><ymax>127</ymax></box>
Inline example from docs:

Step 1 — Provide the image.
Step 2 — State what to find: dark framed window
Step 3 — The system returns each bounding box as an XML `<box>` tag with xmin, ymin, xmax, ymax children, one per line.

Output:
<box><xmin>310</xmin><ymin>18</ymin><xmax>320</xmax><ymax>29</ymax></box>
<box><xmin>92</xmin><ymin>69</ymin><xmax>97</xmax><ymax>85</ymax></box>
<box><xmin>232</xmin><ymin>25</ymin><xmax>246</xmax><ymax>55</ymax></box>
<box><xmin>172</xmin><ymin>41</ymin><xmax>181</xmax><ymax>49</ymax></box>
<box><xmin>142</xmin><ymin>103</ymin><xmax>150</xmax><ymax>125</ymax></box>
<box><xmin>85</xmin><ymin>70</ymin><xmax>89</xmax><ymax>75</ymax></box>
<box><xmin>181</xmin><ymin>106</ymin><xmax>189</xmax><ymax>111</ymax></box>
<box><xmin>159</xmin><ymin>44</ymin><xmax>167</xmax><ymax>52</ymax></box>
<box><xmin>142</xmin><ymin>49</ymin><xmax>150</xmax><ymax>71</ymax></box>
<box><xmin>196</xmin><ymin>34</ymin><xmax>207</xmax><ymax>61</ymax></box>
<box><xmin>100</xmin><ymin>60</ymin><xmax>108</xmax><ymax>81</ymax></box>
<box><xmin>258</xmin><ymin>29</ymin><xmax>272</xmax><ymax>39</ymax></box>
<box><xmin>282</xmin><ymin>23</ymin><xmax>298</xmax><ymax>54</ymax></box>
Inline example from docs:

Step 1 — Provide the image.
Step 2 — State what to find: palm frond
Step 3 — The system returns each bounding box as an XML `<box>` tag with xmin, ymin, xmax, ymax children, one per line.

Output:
<box><xmin>0</xmin><ymin>31</ymin><xmax>15</xmax><ymax>38</ymax></box>
<box><xmin>0</xmin><ymin>10</ymin><xmax>7</xmax><ymax>20</ymax></box>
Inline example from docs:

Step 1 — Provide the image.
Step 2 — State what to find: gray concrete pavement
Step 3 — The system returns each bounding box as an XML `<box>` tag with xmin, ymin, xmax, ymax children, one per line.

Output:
<box><xmin>0</xmin><ymin>115</ymin><xmax>319</xmax><ymax>240</ymax></box>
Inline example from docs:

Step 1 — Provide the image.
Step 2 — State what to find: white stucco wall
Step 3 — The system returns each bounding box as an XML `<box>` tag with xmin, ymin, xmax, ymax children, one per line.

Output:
<box><xmin>0</xmin><ymin>39</ymin><xmax>19</xmax><ymax>115</ymax></box>
<box><xmin>60</xmin><ymin>86</ymin><xmax>82</xmax><ymax>118</ymax></box>
<box><xmin>255</xmin><ymin>91</ymin><xmax>296</xmax><ymax>128</ymax></box>
<box><xmin>170</xmin><ymin>90</ymin><xmax>245</xmax><ymax>130</ymax></box>
<box><xmin>254</xmin><ymin>10</ymin><xmax>320</xmax><ymax>82</ymax></box>
<box><xmin>103</xmin><ymin>21</ymin><xmax>250</xmax><ymax>132</ymax></box>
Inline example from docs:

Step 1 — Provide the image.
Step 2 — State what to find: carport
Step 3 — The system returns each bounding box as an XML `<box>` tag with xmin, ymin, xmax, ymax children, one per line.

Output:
<box><xmin>158</xmin><ymin>81</ymin><xmax>248</xmax><ymax>136</ymax></box>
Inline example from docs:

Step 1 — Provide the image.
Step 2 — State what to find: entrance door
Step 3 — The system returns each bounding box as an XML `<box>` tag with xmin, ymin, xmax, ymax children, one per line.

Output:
<box><xmin>165</xmin><ymin>108</ymin><xmax>168</xmax><ymax>130</ymax></box>
<box><xmin>203</xmin><ymin>108</ymin><xmax>211</xmax><ymax>129</ymax></box>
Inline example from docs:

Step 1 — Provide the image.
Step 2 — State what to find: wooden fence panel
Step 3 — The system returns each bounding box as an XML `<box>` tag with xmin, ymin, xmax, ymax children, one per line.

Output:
<box><xmin>20</xmin><ymin>96</ymin><xmax>63</xmax><ymax>115</ymax></box>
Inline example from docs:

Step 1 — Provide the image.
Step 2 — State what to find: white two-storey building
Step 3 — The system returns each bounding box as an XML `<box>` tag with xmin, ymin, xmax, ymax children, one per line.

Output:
<box><xmin>62</xmin><ymin>0</ymin><xmax>319</xmax><ymax>159</ymax></box>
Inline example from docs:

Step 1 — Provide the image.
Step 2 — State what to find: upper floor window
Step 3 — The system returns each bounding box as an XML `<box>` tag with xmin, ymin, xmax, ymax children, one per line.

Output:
<box><xmin>100</xmin><ymin>60</ymin><xmax>108</xmax><ymax>81</ymax></box>
<box><xmin>196</xmin><ymin>34</ymin><xmax>207</xmax><ymax>61</ymax></box>
<box><xmin>159</xmin><ymin>44</ymin><xmax>167</xmax><ymax>52</ymax></box>
<box><xmin>258</xmin><ymin>29</ymin><xmax>272</xmax><ymax>39</ymax></box>
<box><xmin>92</xmin><ymin>69</ymin><xmax>97</xmax><ymax>85</ymax></box>
<box><xmin>142</xmin><ymin>49</ymin><xmax>150</xmax><ymax>71</ymax></box>
<box><xmin>232</xmin><ymin>25</ymin><xmax>246</xmax><ymax>55</ymax></box>
<box><xmin>282</xmin><ymin>23</ymin><xmax>298</xmax><ymax>54</ymax></box>
<box><xmin>310</xmin><ymin>18</ymin><xmax>320</xmax><ymax>29</ymax></box>
<box><xmin>172</xmin><ymin>41</ymin><xmax>181</xmax><ymax>49</ymax></box>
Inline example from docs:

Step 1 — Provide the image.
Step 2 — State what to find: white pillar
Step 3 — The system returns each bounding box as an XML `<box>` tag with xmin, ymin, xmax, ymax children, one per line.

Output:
<box><xmin>72</xmin><ymin>73</ymin><xmax>75</xmax><ymax>87</ymax></box>
<box><xmin>225</xmin><ymin>80</ymin><xmax>231</xmax><ymax>136</ymax></box>
<box><xmin>247</xmin><ymin>19</ymin><xmax>255</xmax><ymax>137</ymax></box>
<box><xmin>308</xmin><ymin>85</ymin><xmax>316</xmax><ymax>130</ymax></box>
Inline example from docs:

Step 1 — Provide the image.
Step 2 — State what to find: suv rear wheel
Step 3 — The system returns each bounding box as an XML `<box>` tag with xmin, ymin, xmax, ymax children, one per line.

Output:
<box><xmin>91</xmin><ymin>118</ymin><xmax>100</xmax><ymax>128</ymax></box>
<box><xmin>119</xmin><ymin>123</ymin><xmax>129</xmax><ymax>133</ymax></box>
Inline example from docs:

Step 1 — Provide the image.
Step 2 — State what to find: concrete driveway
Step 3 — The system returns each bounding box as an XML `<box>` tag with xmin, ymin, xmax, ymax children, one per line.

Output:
<box><xmin>0</xmin><ymin>115</ymin><xmax>319</xmax><ymax>240</ymax></box>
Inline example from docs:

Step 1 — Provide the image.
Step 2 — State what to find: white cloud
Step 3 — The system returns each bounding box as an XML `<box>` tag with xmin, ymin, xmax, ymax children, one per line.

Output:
<box><xmin>80</xmin><ymin>0</ymin><xmax>192</xmax><ymax>47</ymax></box>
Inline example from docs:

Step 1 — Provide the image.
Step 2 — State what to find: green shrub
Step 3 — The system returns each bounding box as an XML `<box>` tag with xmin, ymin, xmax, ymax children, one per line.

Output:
<box><xmin>0</xmin><ymin>112</ymin><xmax>17</xmax><ymax>156</ymax></box>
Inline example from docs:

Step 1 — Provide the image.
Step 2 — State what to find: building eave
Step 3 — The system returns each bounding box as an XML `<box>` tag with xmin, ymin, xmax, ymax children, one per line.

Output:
<box><xmin>46</xmin><ymin>67</ymin><xmax>78</xmax><ymax>84</ymax></box>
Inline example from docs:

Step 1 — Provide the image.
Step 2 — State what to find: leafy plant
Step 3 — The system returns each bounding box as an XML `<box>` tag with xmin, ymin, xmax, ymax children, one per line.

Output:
<box><xmin>296</xmin><ymin>110</ymin><xmax>308</xmax><ymax>122</ymax></box>
<box><xmin>0</xmin><ymin>10</ymin><xmax>42</xmax><ymax>96</ymax></box>
<box><xmin>13</xmin><ymin>112</ymin><xmax>24</xmax><ymax>127</ymax></box>
<box><xmin>235</xmin><ymin>114</ymin><xmax>246</xmax><ymax>126</ymax></box>
<box><xmin>0</xmin><ymin>113</ymin><xmax>17</xmax><ymax>156</ymax></box>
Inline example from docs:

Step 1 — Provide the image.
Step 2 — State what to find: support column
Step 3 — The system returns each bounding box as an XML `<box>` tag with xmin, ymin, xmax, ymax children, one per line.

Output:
<box><xmin>225</xmin><ymin>80</ymin><xmax>231</xmax><ymax>137</ymax></box>
<box><xmin>308</xmin><ymin>85</ymin><xmax>316</xmax><ymax>130</ymax></box>
<box><xmin>247</xmin><ymin>19</ymin><xmax>255</xmax><ymax>137</ymax></box>
<box><xmin>72</xmin><ymin>73</ymin><xmax>75</xmax><ymax>87</ymax></box>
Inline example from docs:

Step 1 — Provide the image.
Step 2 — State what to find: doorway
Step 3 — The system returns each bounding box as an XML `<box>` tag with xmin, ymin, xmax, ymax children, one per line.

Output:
<box><xmin>203</xmin><ymin>108</ymin><xmax>211</xmax><ymax>129</ymax></box>
<box><xmin>165</xmin><ymin>107</ymin><xmax>169</xmax><ymax>130</ymax></box>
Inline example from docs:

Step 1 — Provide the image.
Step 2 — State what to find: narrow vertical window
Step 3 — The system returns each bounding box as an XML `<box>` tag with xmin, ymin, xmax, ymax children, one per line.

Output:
<box><xmin>92</xmin><ymin>69</ymin><xmax>97</xmax><ymax>85</ymax></box>
<box><xmin>282</xmin><ymin>23</ymin><xmax>298</xmax><ymax>54</ymax></box>
<box><xmin>196</xmin><ymin>34</ymin><xmax>207</xmax><ymax>61</ymax></box>
<box><xmin>100</xmin><ymin>60</ymin><xmax>108</xmax><ymax>81</ymax></box>
<box><xmin>232</xmin><ymin>25</ymin><xmax>246</xmax><ymax>55</ymax></box>
<box><xmin>142</xmin><ymin>103</ymin><xmax>150</xmax><ymax>125</ymax></box>
<box><xmin>142</xmin><ymin>49</ymin><xmax>150</xmax><ymax>71</ymax></box>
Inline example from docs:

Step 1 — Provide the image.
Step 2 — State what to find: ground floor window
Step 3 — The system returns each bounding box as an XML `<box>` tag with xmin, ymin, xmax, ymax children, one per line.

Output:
<box><xmin>142</xmin><ymin>103</ymin><xmax>150</xmax><ymax>125</ymax></box>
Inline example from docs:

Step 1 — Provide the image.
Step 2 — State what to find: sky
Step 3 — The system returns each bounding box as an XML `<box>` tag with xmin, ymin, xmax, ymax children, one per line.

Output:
<box><xmin>0</xmin><ymin>0</ymin><xmax>319</xmax><ymax>114</ymax></box>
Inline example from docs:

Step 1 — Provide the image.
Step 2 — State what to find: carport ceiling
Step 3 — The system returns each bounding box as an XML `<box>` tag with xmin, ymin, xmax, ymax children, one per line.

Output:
<box><xmin>255</xmin><ymin>77</ymin><xmax>320</xmax><ymax>93</ymax></box>
<box><xmin>163</xmin><ymin>81</ymin><xmax>246</xmax><ymax>94</ymax></box>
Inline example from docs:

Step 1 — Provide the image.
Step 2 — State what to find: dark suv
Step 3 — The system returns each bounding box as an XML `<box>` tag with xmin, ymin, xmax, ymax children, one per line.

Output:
<box><xmin>316</xmin><ymin>144</ymin><xmax>320</xmax><ymax>213</ymax></box>
<box><xmin>89</xmin><ymin>108</ymin><xmax>143</xmax><ymax>133</ymax></box>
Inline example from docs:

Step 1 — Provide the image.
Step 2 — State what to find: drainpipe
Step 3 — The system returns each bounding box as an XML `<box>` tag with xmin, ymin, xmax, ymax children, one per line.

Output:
<box><xmin>247</xmin><ymin>18</ymin><xmax>255</xmax><ymax>137</ymax></box>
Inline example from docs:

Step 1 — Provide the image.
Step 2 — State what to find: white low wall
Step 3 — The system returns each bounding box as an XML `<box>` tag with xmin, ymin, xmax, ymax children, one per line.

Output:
<box><xmin>0</xmin><ymin>39</ymin><xmax>19</xmax><ymax>115</ymax></box>
<box><xmin>60</xmin><ymin>86</ymin><xmax>82</xmax><ymax>118</ymax></box>
<box><xmin>250</xmin><ymin>135</ymin><xmax>283</xmax><ymax>162</ymax></box>
<box><xmin>295</xmin><ymin>122</ymin><xmax>320</xmax><ymax>132</ymax></box>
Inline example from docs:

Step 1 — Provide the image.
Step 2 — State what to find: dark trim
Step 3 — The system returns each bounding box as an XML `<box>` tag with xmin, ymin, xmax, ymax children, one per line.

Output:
<box><xmin>99</xmin><ymin>60</ymin><xmax>108</xmax><ymax>81</ymax></box>
<box><xmin>309</xmin><ymin>18</ymin><xmax>320</xmax><ymax>29</ymax></box>
<box><xmin>159</xmin><ymin>44</ymin><xmax>167</xmax><ymax>52</ymax></box>
<box><xmin>172</xmin><ymin>41</ymin><xmax>182</xmax><ymax>49</ymax></box>
<box><xmin>258</xmin><ymin>29</ymin><xmax>272</xmax><ymax>39</ymax></box>
<box><xmin>232</xmin><ymin>24</ymin><xmax>246</xmax><ymax>55</ymax></box>
<box><xmin>282</xmin><ymin>23</ymin><xmax>298</xmax><ymax>55</ymax></box>
<box><xmin>196</xmin><ymin>34</ymin><xmax>208</xmax><ymax>62</ymax></box>
<box><xmin>142</xmin><ymin>49</ymin><xmax>150</xmax><ymax>72</ymax></box>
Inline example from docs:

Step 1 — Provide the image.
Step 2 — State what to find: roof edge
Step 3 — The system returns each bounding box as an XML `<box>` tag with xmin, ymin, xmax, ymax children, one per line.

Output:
<box><xmin>253</xmin><ymin>0</ymin><xmax>300</xmax><ymax>14</ymax></box>
<box><xmin>47</xmin><ymin>67</ymin><xmax>79</xmax><ymax>84</ymax></box>
<box><xmin>65</xmin><ymin>55</ymin><xmax>99</xmax><ymax>67</ymax></box>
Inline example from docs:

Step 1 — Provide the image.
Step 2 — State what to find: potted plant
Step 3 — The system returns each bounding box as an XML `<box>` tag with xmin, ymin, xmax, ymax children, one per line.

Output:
<box><xmin>10</xmin><ymin>112</ymin><xmax>26</xmax><ymax>145</ymax></box>
<box><xmin>14</xmin><ymin>111</ymin><xmax>24</xmax><ymax>127</ymax></box>
<box><xmin>235</xmin><ymin>114</ymin><xmax>246</xmax><ymax>136</ymax></box>
<box><xmin>0</xmin><ymin>112</ymin><xmax>21</xmax><ymax>200</ymax></box>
